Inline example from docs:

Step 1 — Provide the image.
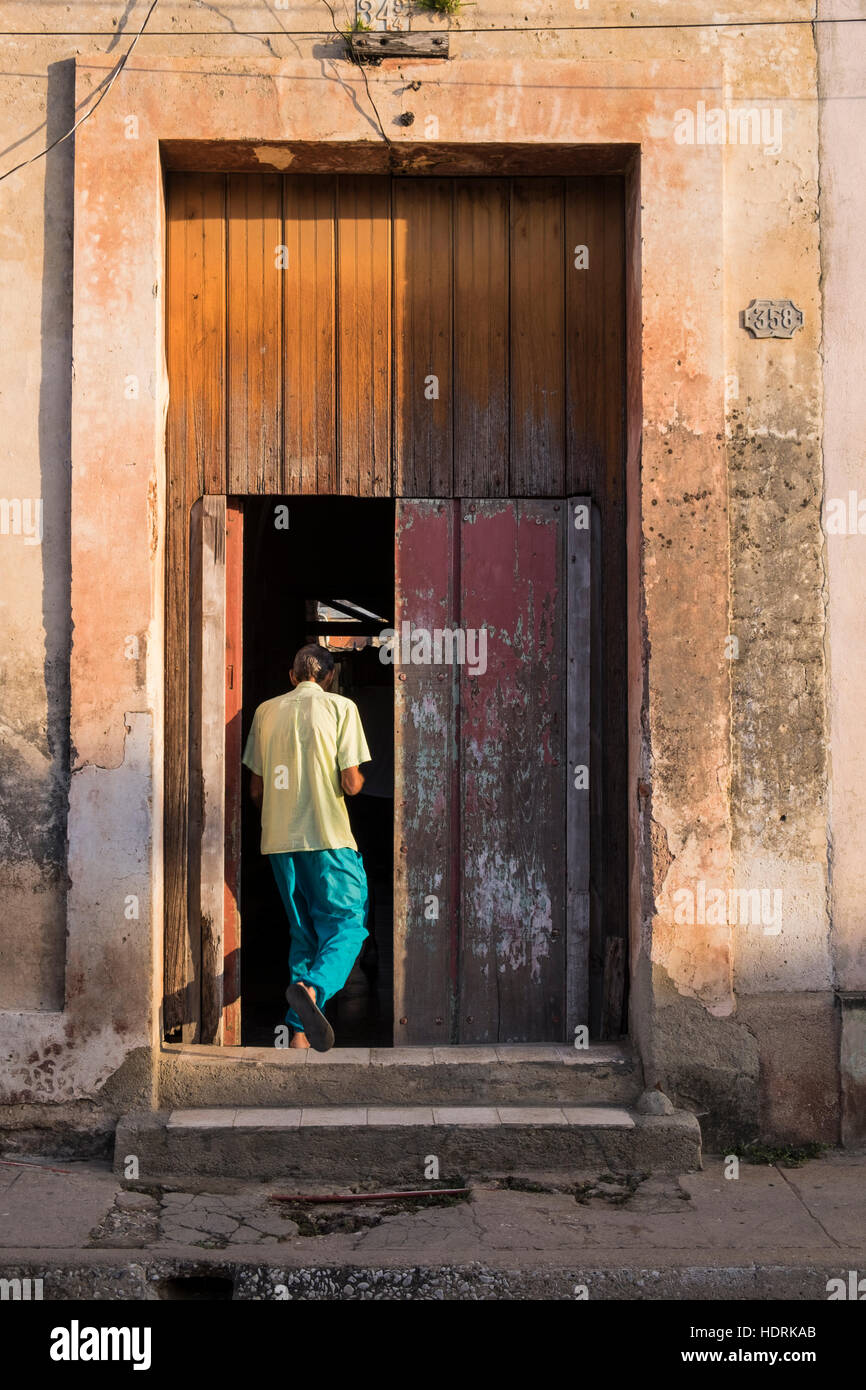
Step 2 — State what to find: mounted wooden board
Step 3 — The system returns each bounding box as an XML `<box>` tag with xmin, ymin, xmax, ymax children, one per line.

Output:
<box><xmin>349</xmin><ymin>32</ymin><xmax>449</xmax><ymax>60</ymax></box>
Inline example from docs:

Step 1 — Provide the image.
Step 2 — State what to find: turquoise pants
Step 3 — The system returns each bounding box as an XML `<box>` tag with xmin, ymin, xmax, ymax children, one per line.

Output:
<box><xmin>270</xmin><ymin>848</ymin><xmax>369</xmax><ymax>1033</ymax></box>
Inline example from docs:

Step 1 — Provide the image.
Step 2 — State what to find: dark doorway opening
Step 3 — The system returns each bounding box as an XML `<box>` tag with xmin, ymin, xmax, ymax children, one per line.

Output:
<box><xmin>239</xmin><ymin>497</ymin><xmax>395</xmax><ymax>1047</ymax></box>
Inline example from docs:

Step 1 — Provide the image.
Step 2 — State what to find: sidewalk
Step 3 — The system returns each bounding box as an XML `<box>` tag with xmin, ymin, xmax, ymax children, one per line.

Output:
<box><xmin>1</xmin><ymin>1151</ymin><xmax>864</xmax><ymax>1299</ymax></box>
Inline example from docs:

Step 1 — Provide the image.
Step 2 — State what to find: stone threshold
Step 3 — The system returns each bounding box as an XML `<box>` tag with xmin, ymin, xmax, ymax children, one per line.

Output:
<box><xmin>165</xmin><ymin>1104</ymin><xmax>637</xmax><ymax>1129</ymax></box>
<box><xmin>116</xmin><ymin>1105</ymin><xmax>701</xmax><ymax>1179</ymax></box>
<box><xmin>157</xmin><ymin>1041</ymin><xmax>642</xmax><ymax>1109</ymax></box>
<box><xmin>160</xmin><ymin>1042</ymin><xmax>634</xmax><ymax>1065</ymax></box>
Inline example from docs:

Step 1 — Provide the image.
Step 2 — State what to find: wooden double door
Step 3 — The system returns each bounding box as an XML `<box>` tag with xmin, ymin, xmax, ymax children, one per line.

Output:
<box><xmin>165</xmin><ymin>171</ymin><xmax>626</xmax><ymax>1045</ymax></box>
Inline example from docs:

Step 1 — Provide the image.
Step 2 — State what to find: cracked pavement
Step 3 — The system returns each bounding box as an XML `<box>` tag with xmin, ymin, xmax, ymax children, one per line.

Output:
<box><xmin>1</xmin><ymin>1152</ymin><xmax>865</xmax><ymax>1278</ymax></box>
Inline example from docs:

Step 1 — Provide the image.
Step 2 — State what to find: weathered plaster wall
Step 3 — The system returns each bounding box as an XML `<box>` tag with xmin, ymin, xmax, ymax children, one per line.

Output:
<box><xmin>817</xmin><ymin>7</ymin><xmax>866</xmax><ymax>1145</ymax></box>
<box><xmin>0</xmin><ymin>54</ymin><xmax>73</xmax><ymax>1012</ymax></box>
<box><xmin>0</xmin><ymin>0</ymin><xmax>854</xmax><ymax>1149</ymax></box>
<box><xmin>645</xmin><ymin>20</ymin><xmax>839</xmax><ymax>1146</ymax></box>
<box><xmin>820</xmin><ymin>12</ymin><xmax>866</xmax><ymax>991</ymax></box>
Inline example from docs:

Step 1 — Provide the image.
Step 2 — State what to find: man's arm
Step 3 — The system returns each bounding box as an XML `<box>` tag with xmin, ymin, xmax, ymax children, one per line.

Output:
<box><xmin>249</xmin><ymin>772</ymin><xmax>263</xmax><ymax>808</ymax></box>
<box><xmin>341</xmin><ymin>766</ymin><xmax>364</xmax><ymax>796</ymax></box>
<box><xmin>336</xmin><ymin>699</ymin><xmax>371</xmax><ymax>798</ymax></box>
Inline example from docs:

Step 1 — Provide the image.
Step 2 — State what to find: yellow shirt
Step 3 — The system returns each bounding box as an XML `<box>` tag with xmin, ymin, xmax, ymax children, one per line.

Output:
<box><xmin>242</xmin><ymin>682</ymin><xmax>371</xmax><ymax>854</ymax></box>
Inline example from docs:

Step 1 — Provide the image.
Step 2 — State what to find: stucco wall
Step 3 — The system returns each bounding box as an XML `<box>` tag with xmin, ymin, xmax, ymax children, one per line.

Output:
<box><xmin>0</xmin><ymin>0</ymin><xmax>859</xmax><ymax>1150</ymax></box>
<box><xmin>817</xmin><ymin>4</ymin><xmax>866</xmax><ymax>1144</ymax></box>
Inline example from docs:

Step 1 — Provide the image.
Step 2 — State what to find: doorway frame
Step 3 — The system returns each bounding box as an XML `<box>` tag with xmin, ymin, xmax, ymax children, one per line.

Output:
<box><xmin>165</xmin><ymin>165</ymin><xmax>635</xmax><ymax>1047</ymax></box>
<box><xmin>62</xmin><ymin>51</ymin><xmax>737</xmax><ymax>1099</ymax></box>
<box><xmin>160</xmin><ymin>147</ymin><xmax>642</xmax><ymax>1051</ymax></box>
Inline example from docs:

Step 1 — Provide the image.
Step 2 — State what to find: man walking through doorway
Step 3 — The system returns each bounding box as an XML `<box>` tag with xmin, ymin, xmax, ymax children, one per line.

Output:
<box><xmin>243</xmin><ymin>644</ymin><xmax>371</xmax><ymax>1051</ymax></box>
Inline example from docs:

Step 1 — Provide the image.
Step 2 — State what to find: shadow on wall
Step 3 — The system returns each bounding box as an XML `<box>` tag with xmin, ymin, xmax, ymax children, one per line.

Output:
<box><xmin>33</xmin><ymin>60</ymin><xmax>74</xmax><ymax>1008</ymax></box>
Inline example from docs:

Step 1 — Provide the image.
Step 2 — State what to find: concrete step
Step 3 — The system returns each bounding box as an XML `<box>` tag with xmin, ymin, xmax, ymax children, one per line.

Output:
<box><xmin>158</xmin><ymin>1042</ymin><xmax>642</xmax><ymax>1109</ymax></box>
<box><xmin>116</xmin><ymin>1104</ymin><xmax>701</xmax><ymax>1182</ymax></box>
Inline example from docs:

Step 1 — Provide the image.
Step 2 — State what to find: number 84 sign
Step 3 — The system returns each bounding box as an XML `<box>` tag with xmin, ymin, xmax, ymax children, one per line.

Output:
<box><xmin>356</xmin><ymin>0</ymin><xmax>410</xmax><ymax>29</ymax></box>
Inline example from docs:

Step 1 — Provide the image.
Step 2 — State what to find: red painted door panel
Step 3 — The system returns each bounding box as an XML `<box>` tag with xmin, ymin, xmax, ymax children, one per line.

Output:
<box><xmin>394</xmin><ymin>498</ymin><xmax>589</xmax><ymax>1043</ymax></box>
<box><xmin>459</xmin><ymin>501</ymin><xmax>566</xmax><ymax>1042</ymax></box>
<box><xmin>393</xmin><ymin>501</ymin><xmax>458</xmax><ymax>1045</ymax></box>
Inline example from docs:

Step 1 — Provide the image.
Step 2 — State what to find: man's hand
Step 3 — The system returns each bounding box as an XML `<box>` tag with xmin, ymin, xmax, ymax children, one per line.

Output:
<box><xmin>341</xmin><ymin>766</ymin><xmax>364</xmax><ymax>796</ymax></box>
<box><xmin>249</xmin><ymin>772</ymin><xmax>263</xmax><ymax>808</ymax></box>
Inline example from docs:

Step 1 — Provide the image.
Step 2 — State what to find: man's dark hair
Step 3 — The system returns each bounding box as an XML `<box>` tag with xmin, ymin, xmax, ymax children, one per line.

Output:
<box><xmin>292</xmin><ymin>644</ymin><xmax>335</xmax><ymax>685</ymax></box>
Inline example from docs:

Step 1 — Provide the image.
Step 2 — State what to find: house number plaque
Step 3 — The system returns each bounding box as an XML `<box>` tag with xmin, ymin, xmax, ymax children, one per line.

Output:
<box><xmin>743</xmin><ymin>299</ymin><xmax>804</xmax><ymax>339</ymax></box>
<box><xmin>356</xmin><ymin>0</ymin><xmax>410</xmax><ymax>29</ymax></box>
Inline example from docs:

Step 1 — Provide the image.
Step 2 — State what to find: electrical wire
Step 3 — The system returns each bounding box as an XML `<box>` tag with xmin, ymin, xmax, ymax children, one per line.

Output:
<box><xmin>1</xmin><ymin>4</ymin><xmax>860</xmax><ymax>183</ymax></box>
<box><xmin>0</xmin><ymin>0</ymin><xmax>159</xmax><ymax>184</ymax></box>
<box><xmin>321</xmin><ymin>0</ymin><xmax>393</xmax><ymax>147</ymax></box>
<box><xmin>1</xmin><ymin>16</ymin><xmax>864</xmax><ymax>35</ymax></box>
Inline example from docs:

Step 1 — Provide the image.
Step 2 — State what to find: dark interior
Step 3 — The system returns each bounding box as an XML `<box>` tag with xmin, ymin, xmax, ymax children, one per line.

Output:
<box><xmin>239</xmin><ymin>497</ymin><xmax>395</xmax><ymax>1046</ymax></box>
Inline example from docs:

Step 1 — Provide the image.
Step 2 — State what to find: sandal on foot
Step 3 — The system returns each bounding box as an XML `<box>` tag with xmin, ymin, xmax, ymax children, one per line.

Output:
<box><xmin>285</xmin><ymin>983</ymin><xmax>335</xmax><ymax>1052</ymax></box>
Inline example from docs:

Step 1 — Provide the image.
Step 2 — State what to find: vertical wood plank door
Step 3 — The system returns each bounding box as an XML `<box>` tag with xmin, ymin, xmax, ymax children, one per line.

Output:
<box><xmin>453</xmin><ymin>179</ymin><xmax>509</xmax><ymax>498</ymax></box>
<box><xmin>226</xmin><ymin>175</ymin><xmax>281</xmax><ymax>494</ymax></box>
<box><xmin>165</xmin><ymin>173</ymin><xmax>226</xmax><ymax>1041</ymax></box>
<box><xmin>189</xmin><ymin>496</ymin><xmax>227</xmax><ymax>1045</ymax></box>
<box><xmin>165</xmin><ymin>172</ymin><xmax>624</xmax><ymax>1045</ymax></box>
<box><xmin>336</xmin><ymin>176</ymin><xmax>391</xmax><ymax>496</ymax></box>
<box><xmin>393</xmin><ymin>179</ymin><xmax>453</xmax><ymax>497</ymax></box>
<box><xmin>458</xmin><ymin>500</ymin><xmax>567</xmax><ymax>1043</ymax></box>
<box><xmin>223</xmin><ymin>500</ymin><xmax>244</xmax><ymax>1044</ymax></box>
<box><xmin>509</xmin><ymin>181</ymin><xmax>565</xmax><ymax>496</ymax></box>
<box><xmin>566</xmin><ymin>496</ymin><xmax>592</xmax><ymax>1038</ymax></box>
<box><xmin>188</xmin><ymin>496</ymin><xmax>244</xmax><ymax>1046</ymax></box>
<box><xmin>282</xmin><ymin>175</ymin><xmax>337</xmax><ymax>494</ymax></box>
<box><xmin>392</xmin><ymin>499</ymin><xmax>590</xmax><ymax>1044</ymax></box>
<box><xmin>393</xmin><ymin>500</ymin><xmax>457</xmax><ymax>1044</ymax></box>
